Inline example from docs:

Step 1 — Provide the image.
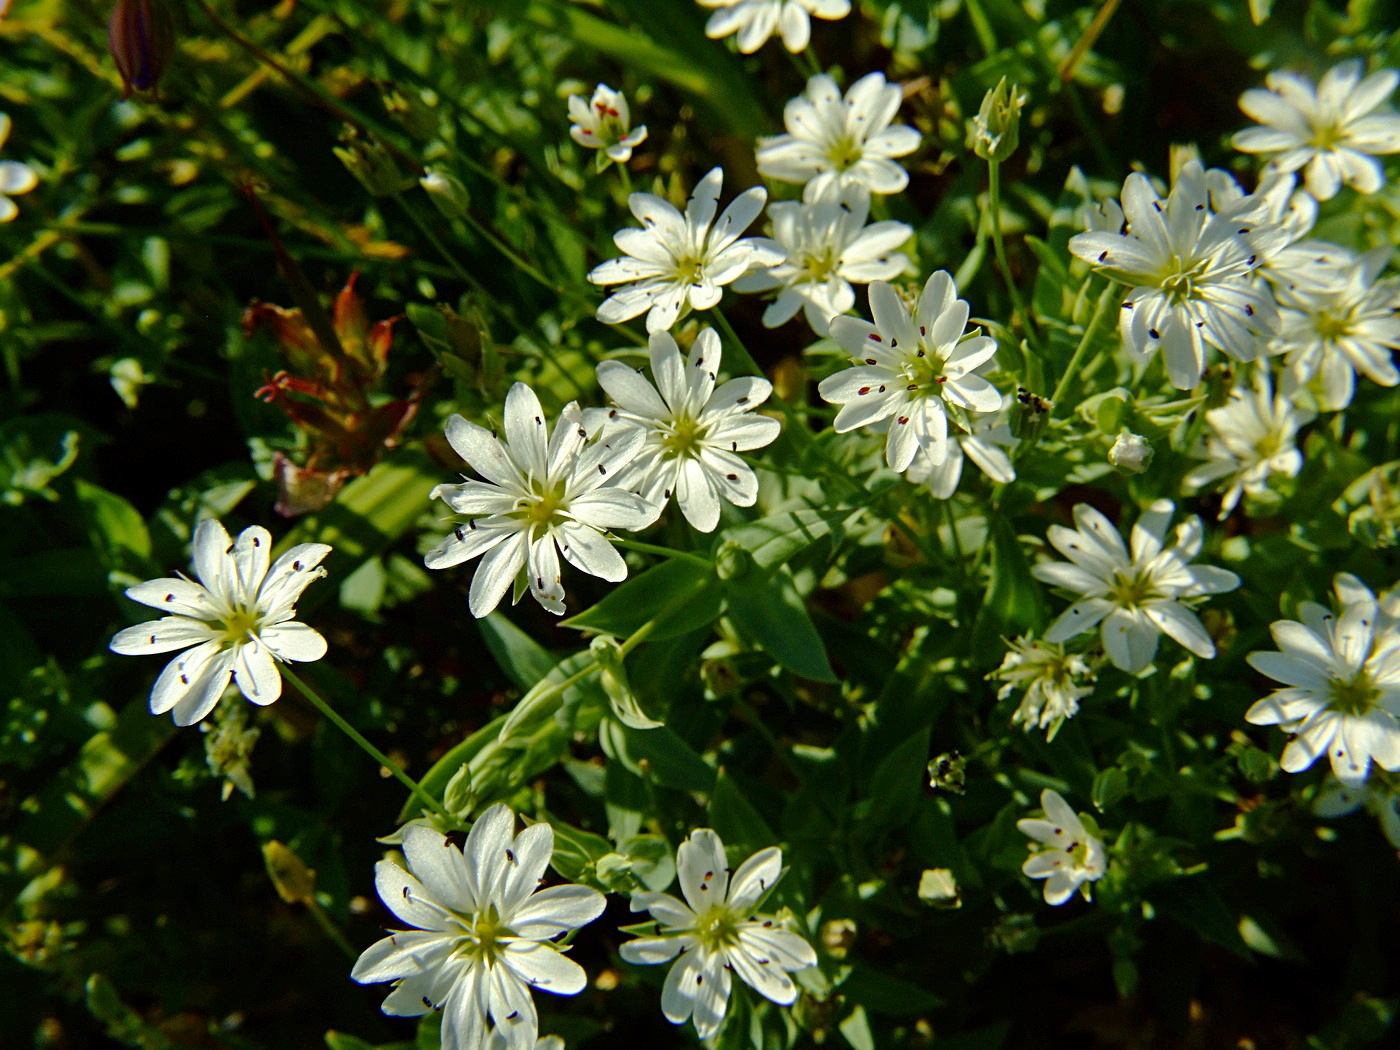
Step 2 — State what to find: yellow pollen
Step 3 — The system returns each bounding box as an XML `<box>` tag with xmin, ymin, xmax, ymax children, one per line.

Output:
<box><xmin>220</xmin><ymin>608</ymin><xmax>262</xmax><ymax>644</ymax></box>
<box><xmin>662</xmin><ymin>416</ymin><xmax>704</xmax><ymax>457</ymax></box>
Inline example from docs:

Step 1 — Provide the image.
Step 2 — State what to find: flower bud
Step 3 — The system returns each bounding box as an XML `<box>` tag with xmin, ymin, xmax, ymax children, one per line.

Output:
<box><xmin>108</xmin><ymin>0</ymin><xmax>175</xmax><ymax>99</ymax></box>
<box><xmin>333</xmin><ymin>126</ymin><xmax>416</xmax><ymax>197</ymax></box>
<box><xmin>1108</xmin><ymin>430</ymin><xmax>1154</xmax><ymax>474</ymax></box>
<box><xmin>971</xmin><ymin>77</ymin><xmax>1026</xmax><ymax>162</ymax></box>
<box><xmin>420</xmin><ymin>167</ymin><xmax>470</xmax><ymax>219</ymax></box>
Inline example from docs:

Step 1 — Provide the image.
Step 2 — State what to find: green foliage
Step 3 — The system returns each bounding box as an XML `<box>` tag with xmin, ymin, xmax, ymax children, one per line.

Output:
<box><xmin>5</xmin><ymin>0</ymin><xmax>1400</xmax><ymax>1048</ymax></box>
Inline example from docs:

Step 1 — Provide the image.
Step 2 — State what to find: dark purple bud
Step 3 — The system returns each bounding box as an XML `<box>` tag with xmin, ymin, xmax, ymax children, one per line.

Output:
<box><xmin>108</xmin><ymin>0</ymin><xmax>175</xmax><ymax>99</ymax></box>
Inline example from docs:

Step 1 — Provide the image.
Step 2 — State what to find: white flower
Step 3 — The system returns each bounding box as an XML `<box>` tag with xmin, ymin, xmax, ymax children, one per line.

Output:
<box><xmin>0</xmin><ymin>113</ymin><xmax>38</xmax><ymax>223</ymax></box>
<box><xmin>697</xmin><ymin>0</ymin><xmax>850</xmax><ymax>53</ymax></box>
<box><xmin>819</xmin><ymin>271</ymin><xmax>1001</xmax><ymax>473</ymax></box>
<box><xmin>589</xmin><ymin>167</ymin><xmax>782</xmax><ymax>334</ymax></box>
<box><xmin>567</xmin><ymin>83</ymin><xmax>647</xmax><ymax>166</ymax></box>
<box><xmin>1233</xmin><ymin>60</ymin><xmax>1400</xmax><ymax>201</ymax></box>
<box><xmin>1031</xmin><ymin>500</ymin><xmax>1240</xmax><ymax>673</ymax></box>
<box><xmin>424</xmin><ymin>383</ymin><xmax>656</xmax><ymax>618</ymax></box>
<box><xmin>1183</xmin><ymin>368</ymin><xmax>1313</xmax><ymax>518</ymax></box>
<box><xmin>590</xmin><ymin>328</ymin><xmax>781</xmax><ymax>532</ymax></box>
<box><xmin>1017</xmin><ymin>790</ymin><xmax>1107</xmax><ymax>905</ymax></box>
<box><xmin>620</xmin><ymin>829</ymin><xmax>817</xmax><ymax>1040</ymax></box>
<box><xmin>1220</xmin><ymin>170</ymin><xmax>1353</xmax><ymax>296</ymax></box>
<box><xmin>1069</xmin><ymin>160</ymin><xmax>1280</xmax><ymax>390</ymax></box>
<box><xmin>1245</xmin><ymin>573</ymin><xmax>1400</xmax><ymax>786</ymax></box>
<box><xmin>109</xmin><ymin>519</ymin><xmax>331</xmax><ymax>726</ymax></box>
<box><xmin>733</xmin><ymin>182</ymin><xmax>911</xmax><ymax>335</ymax></box>
<box><xmin>756</xmin><ymin>72</ymin><xmax>921</xmax><ymax>202</ymax></box>
<box><xmin>904</xmin><ymin>412</ymin><xmax>1016</xmax><ymax>498</ymax></box>
<box><xmin>1273</xmin><ymin>248</ymin><xmax>1400</xmax><ymax>411</ymax></box>
<box><xmin>352</xmin><ymin>806</ymin><xmax>606</xmax><ymax>1050</ymax></box>
<box><xmin>989</xmin><ymin>638</ymin><xmax>1095</xmax><ymax>740</ymax></box>
<box><xmin>1313</xmin><ymin>775</ymin><xmax>1400</xmax><ymax>848</ymax></box>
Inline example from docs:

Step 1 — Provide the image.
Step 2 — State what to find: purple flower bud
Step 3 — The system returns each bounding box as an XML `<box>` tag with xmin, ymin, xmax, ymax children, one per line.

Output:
<box><xmin>108</xmin><ymin>0</ymin><xmax>175</xmax><ymax>98</ymax></box>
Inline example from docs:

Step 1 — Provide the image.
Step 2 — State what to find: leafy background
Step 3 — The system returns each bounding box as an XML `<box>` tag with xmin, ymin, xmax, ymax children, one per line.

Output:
<box><xmin>4</xmin><ymin>0</ymin><xmax>1400</xmax><ymax>1047</ymax></box>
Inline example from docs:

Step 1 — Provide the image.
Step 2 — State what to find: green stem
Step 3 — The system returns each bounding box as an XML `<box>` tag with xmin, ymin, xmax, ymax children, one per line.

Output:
<box><xmin>616</xmin><ymin>162</ymin><xmax>633</xmax><ymax>197</ymax></box>
<box><xmin>612</xmin><ymin>537</ymin><xmax>713</xmax><ymax>569</ymax></box>
<box><xmin>1049</xmin><ymin>279</ymin><xmax>1117</xmax><ymax>413</ymax></box>
<box><xmin>987</xmin><ymin>158</ymin><xmax>1038</xmax><ymax>351</ymax></box>
<box><xmin>305</xmin><ymin>896</ymin><xmax>358</xmax><ymax>960</ymax></box>
<box><xmin>281</xmin><ymin>666</ymin><xmax>449</xmax><ymax>820</ymax></box>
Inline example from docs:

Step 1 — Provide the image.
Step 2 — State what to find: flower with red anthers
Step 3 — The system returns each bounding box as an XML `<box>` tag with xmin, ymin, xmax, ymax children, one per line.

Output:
<box><xmin>567</xmin><ymin>83</ymin><xmax>647</xmax><ymax>167</ymax></box>
<box><xmin>818</xmin><ymin>271</ymin><xmax>1001</xmax><ymax>473</ymax></box>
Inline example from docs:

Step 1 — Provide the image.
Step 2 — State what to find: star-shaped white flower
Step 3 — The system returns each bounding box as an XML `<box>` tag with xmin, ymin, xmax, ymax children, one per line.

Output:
<box><xmin>590</xmin><ymin>327</ymin><xmax>781</xmax><ymax>532</ymax></box>
<box><xmin>1272</xmin><ymin>248</ymin><xmax>1400</xmax><ymax>411</ymax></box>
<box><xmin>589</xmin><ymin>167</ymin><xmax>783</xmax><ymax>334</ymax></box>
<box><xmin>696</xmin><ymin>0</ymin><xmax>851</xmax><ymax>53</ymax></box>
<box><xmin>1233</xmin><ymin>60</ymin><xmax>1400</xmax><ymax>201</ymax></box>
<box><xmin>1182</xmin><ymin>367</ymin><xmax>1313</xmax><ymax>518</ymax></box>
<box><xmin>620</xmin><ymin>829</ymin><xmax>817</xmax><ymax>1040</ymax></box>
<box><xmin>424</xmin><ymin>383</ymin><xmax>656</xmax><ymax>618</ymax></box>
<box><xmin>989</xmin><ymin>638</ymin><xmax>1095</xmax><ymax>741</ymax></box>
<box><xmin>1246</xmin><ymin>574</ymin><xmax>1400</xmax><ymax>787</ymax></box>
<box><xmin>1069</xmin><ymin>160</ymin><xmax>1280</xmax><ymax>389</ymax></box>
<box><xmin>1017</xmin><ymin>789</ymin><xmax>1107</xmax><ymax>905</ymax></box>
<box><xmin>819</xmin><ymin>271</ymin><xmax>1002</xmax><ymax>473</ymax></box>
<box><xmin>567</xmin><ymin>83</ymin><xmax>647</xmax><ymax>167</ymax></box>
<box><xmin>733</xmin><ymin>182</ymin><xmax>911</xmax><ymax>335</ymax></box>
<box><xmin>756</xmin><ymin>72</ymin><xmax>921</xmax><ymax>202</ymax></box>
<box><xmin>109</xmin><ymin>519</ymin><xmax>331</xmax><ymax>726</ymax></box>
<box><xmin>0</xmin><ymin>112</ymin><xmax>39</xmax><ymax>223</ymax></box>
<box><xmin>352</xmin><ymin>806</ymin><xmax>606</xmax><ymax>1050</ymax></box>
<box><xmin>904</xmin><ymin>406</ymin><xmax>1016</xmax><ymax>499</ymax></box>
<box><xmin>1031</xmin><ymin>500</ymin><xmax>1240</xmax><ymax>673</ymax></box>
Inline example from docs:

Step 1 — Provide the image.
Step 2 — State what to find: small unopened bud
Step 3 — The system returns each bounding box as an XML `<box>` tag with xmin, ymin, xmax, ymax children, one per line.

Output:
<box><xmin>819</xmin><ymin>918</ymin><xmax>857</xmax><ymax>958</ymax></box>
<box><xmin>420</xmin><ymin>167</ymin><xmax>470</xmax><ymax>219</ymax></box>
<box><xmin>108</xmin><ymin>0</ymin><xmax>175</xmax><ymax>99</ymax></box>
<box><xmin>971</xmin><ymin>77</ymin><xmax>1026</xmax><ymax>162</ymax></box>
<box><xmin>918</xmin><ymin>868</ymin><xmax>961</xmax><ymax>908</ymax></box>
<box><xmin>262</xmin><ymin>841</ymin><xmax>316</xmax><ymax>904</ymax></box>
<box><xmin>333</xmin><ymin>126</ymin><xmax>416</xmax><ymax>197</ymax></box>
<box><xmin>1108</xmin><ymin>430</ymin><xmax>1153</xmax><ymax>474</ymax></box>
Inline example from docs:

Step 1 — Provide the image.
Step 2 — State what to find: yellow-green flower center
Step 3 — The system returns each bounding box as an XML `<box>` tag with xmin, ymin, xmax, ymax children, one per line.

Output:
<box><xmin>801</xmin><ymin>249</ymin><xmax>840</xmax><ymax>282</ymax></box>
<box><xmin>662</xmin><ymin>416</ymin><xmax>704</xmax><ymax>458</ymax></box>
<box><xmin>455</xmin><ymin>905</ymin><xmax>511</xmax><ymax>967</ymax></box>
<box><xmin>1108</xmin><ymin>568</ymin><xmax>1161</xmax><ymax>609</ymax></box>
<box><xmin>1313</xmin><ymin>309</ymin><xmax>1352</xmax><ymax>342</ymax></box>
<box><xmin>827</xmin><ymin>137</ymin><xmax>864</xmax><ymax>171</ymax></box>
<box><xmin>902</xmin><ymin>349</ymin><xmax>947</xmax><ymax>397</ymax></box>
<box><xmin>1329</xmin><ymin>670</ymin><xmax>1380</xmax><ymax>717</ymax></box>
<box><xmin>220</xmin><ymin>608</ymin><xmax>262</xmax><ymax>646</ymax></box>
<box><xmin>695</xmin><ymin>905</ymin><xmax>741</xmax><ymax>954</ymax></box>
<box><xmin>1157</xmin><ymin>254</ymin><xmax>1208</xmax><ymax>303</ymax></box>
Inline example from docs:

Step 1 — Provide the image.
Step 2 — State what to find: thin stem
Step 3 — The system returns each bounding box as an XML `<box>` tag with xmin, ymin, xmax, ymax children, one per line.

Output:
<box><xmin>616</xmin><ymin>162</ymin><xmax>633</xmax><ymax>197</ymax></box>
<box><xmin>305</xmin><ymin>896</ymin><xmax>358</xmax><ymax>960</ymax></box>
<box><xmin>281</xmin><ymin>666</ymin><xmax>449</xmax><ymax>820</ymax></box>
<box><xmin>1050</xmin><ymin>279</ymin><xmax>1118</xmax><ymax>413</ymax></box>
<box><xmin>987</xmin><ymin>158</ymin><xmax>1039</xmax><ymax>351</ymax></box>
<box><xmin>612</xmin><ymin>537</ymin><xmax>713</xmax><ymax>569</ymax></box>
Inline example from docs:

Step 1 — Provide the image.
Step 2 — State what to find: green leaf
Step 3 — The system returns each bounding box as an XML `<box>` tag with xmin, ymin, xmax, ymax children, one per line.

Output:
<box><xmin>970</xmin><ymin>515</ymin><xmax>1044</xmax><ymax>662</ymax></box>
<box><xmin>858</xmin><ymin>727</ymin><xmax>930</xmax><ymax>832</ymax></box>
<box><xmin>838</xmin><ymin>1003</ymin><xmax>876</xmax><ymax>1050</ymax></box>
<box><xmin>74</xmin><ymin>478</ymin><xmax>151</xmax><ymax>564</ymax></box>
<box><xmin>325</xmin><ymin>1032</ymin><xmax>378</xmax><ymax>1050</ymax></box>
<box><xmin>478</xmin><ymin>612</ymin><xmax>557</xmax><ymax>692</ymax></box>
<box><xmin>708</xmin><ymin>768</ymin><xmax>776</xmax><ymax>846</ymax></box>
<box><xmin>840</xmin><ymin>964</ymin><xmax>944</xmax><ymax>1015</ymax></box>
<box><xmin>1153</xmin><ymin>880</ymin><xmax>1252</xmax><ymax>961</ymax></box>
<box><xmin>546</xmin><ymin>817</ymin><xmax>614</xmax><ymax>884</ymax></box>
<box><xmin>719</xmin><ymin>508</ymin><xmax>843</xmax><ymax>571</ymax></box>
<box><xmin>599</xmin><ymin>718</ymin><xmax>715</xmax><ymax>793</ymax></box>
<box><xmin>724</xmin><ymin>563</ymin><xmax>836</xmax><ymax>682</ymax></box>
<box><xmin>562</xmin><ymin>557</ymin><xmax>721</xmax><ymax>642</ymax></box>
